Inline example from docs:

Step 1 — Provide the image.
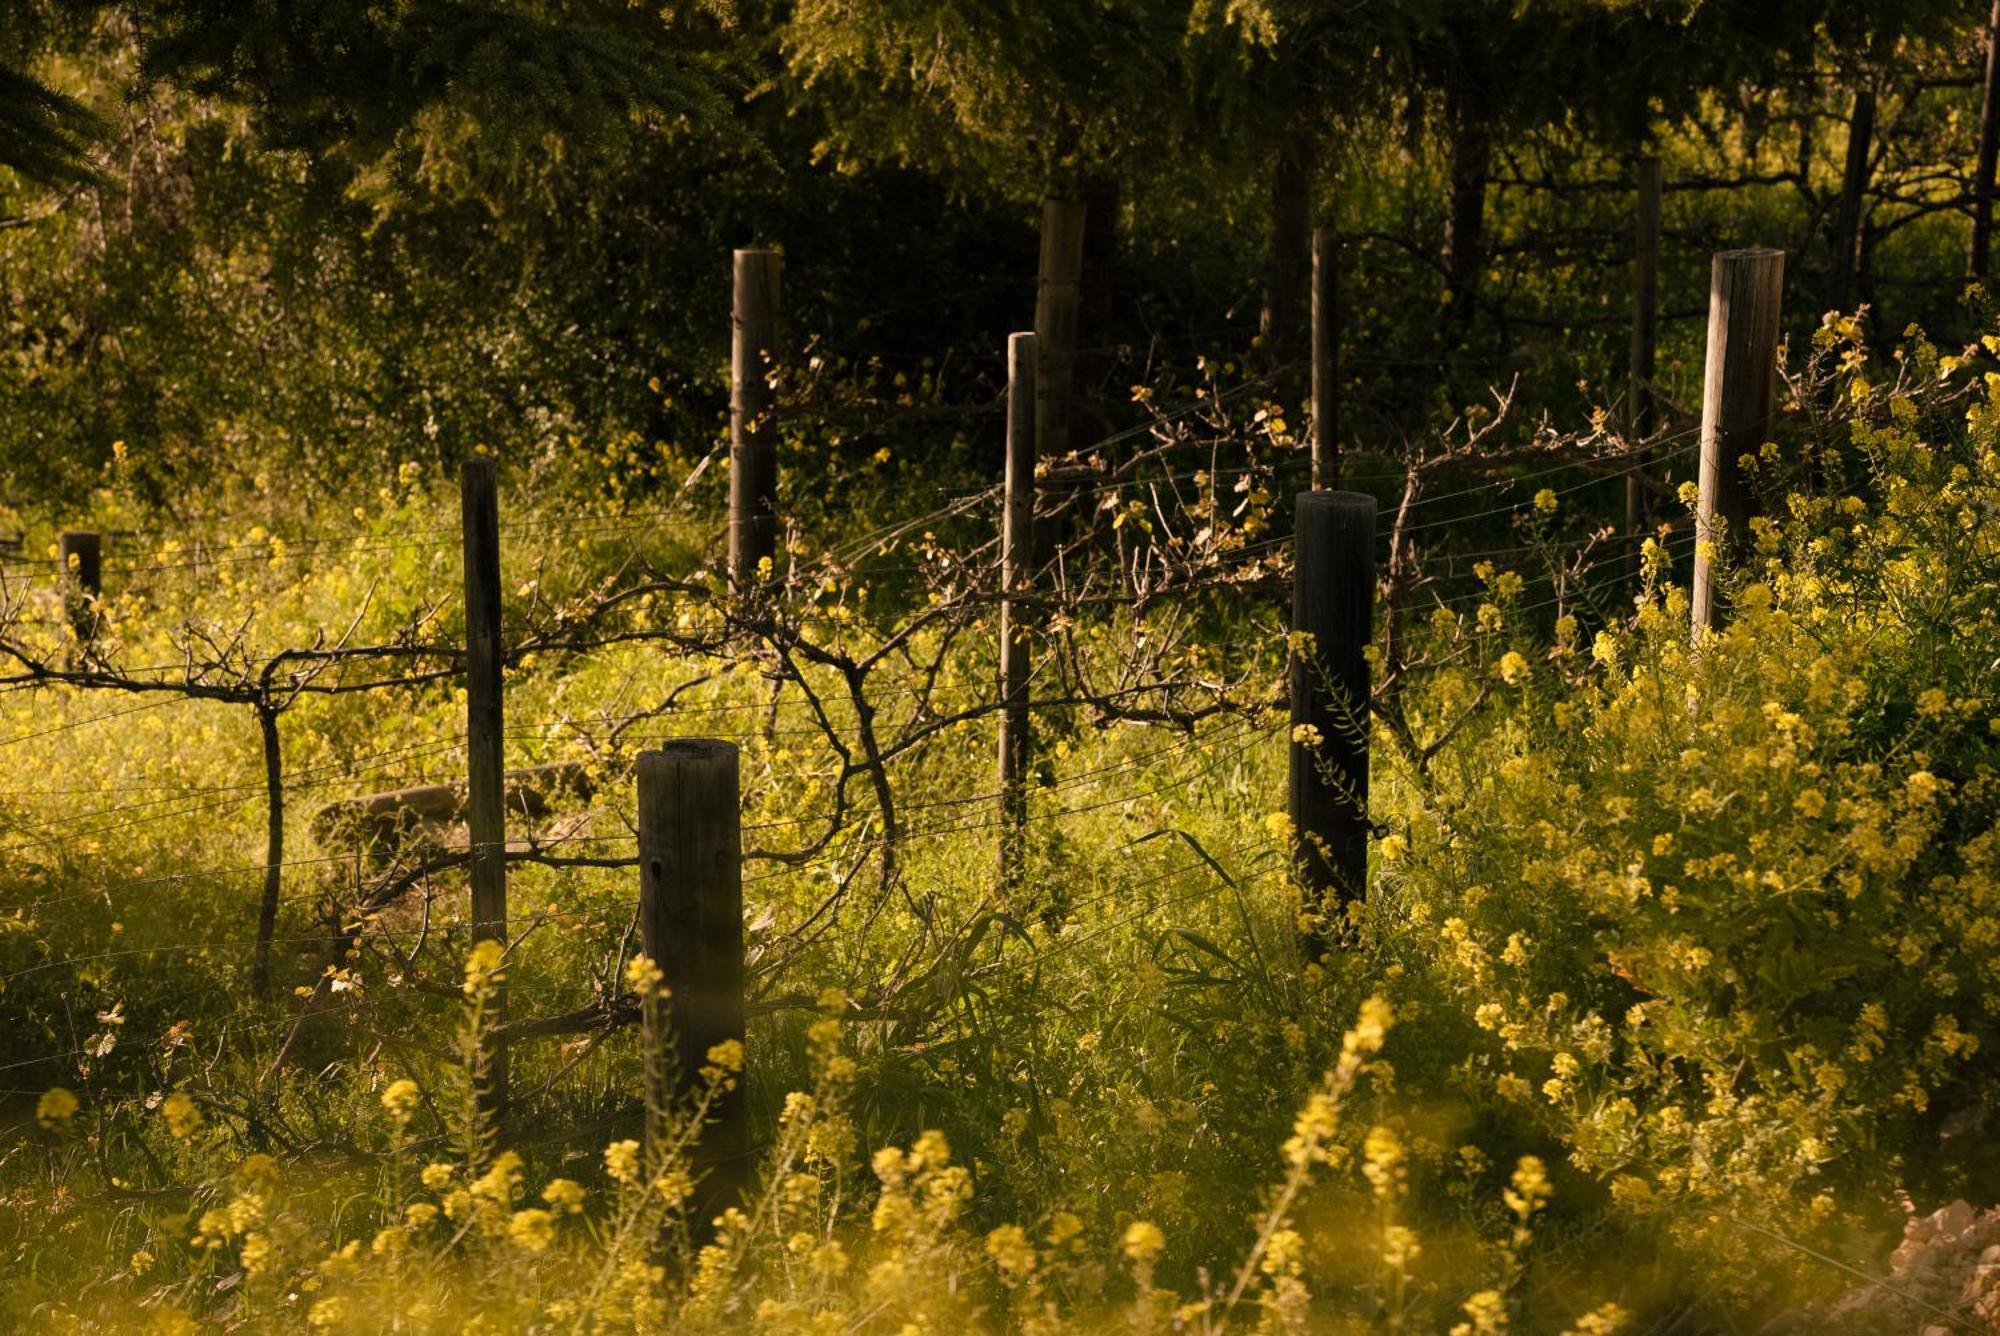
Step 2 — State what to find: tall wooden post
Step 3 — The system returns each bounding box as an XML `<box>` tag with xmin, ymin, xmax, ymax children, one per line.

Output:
<box><xmin>638</xmin><ymin>741</ymin><xmax>747</xmax><ymax>1218</ymax></box>
<box><xmin>1310</xmin><ymin>226</ymin><xmax>1341</xmax><ymax>489</ymax></box>
<box><xmin>1626</xmin><ymin>157</ymin><xmax>1662</xmax><ymax>548</ymax></box>
<box><xmin>1289</xmin><ymin>491</ymin><xmax>1374</xmax><ymax>948</ymax></box>
<box><xmin>997</xmin><ymin>333</ymin><xmax>1038</xmax><ymax>888</ymax></box>
<box><xmin>1034</xmin><ymin>197</ymin><xmax>1086</xmax><ymax>462</ymax></box>
<box><xmin>1691</xmin><ymin>249</ymin><xmax>1785</xmax><ymax>635</ymax></box>
<box><xmin>56</xmin><ymin>529</ymin><xmax>101</xmax><ymax>646</ymax></box>
<box><xmin>461</xmin><ymin>457</ymin><xmax>508</xmax><ymax>1110</ymax></box>
<box><xmin>730</xmin><ymin>248</ymin><xmax>782</xmax><ymax>590</ymax></box>
<box><xmin>1975</xmin><ymin>0</ymin><xmax>2000</xmax><ymax>279</ymax></box>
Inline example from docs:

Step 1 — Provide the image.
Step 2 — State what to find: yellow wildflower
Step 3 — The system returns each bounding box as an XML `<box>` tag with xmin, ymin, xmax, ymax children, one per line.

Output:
<box><xmin>984</xmin><ymin>1224</ymin><xmax>1036</xmax><ymax>1281</ymax></box>
<box><xmin>162</xmin><ymin>1092</ymin><xmax>203</xmax><ymax>1139</ymax></box>
<box><xmin>508</xmin><ymin>1208</ymin><xmax>556</xmax><ymax>1253</ymax></box>
<box><xmin>35</xmin><ymin>1087</ymin><xmax>79</xmax><ymax>1129</ymax></box>
<box><xmin>604</xmin><ymin>1139</ymin><xmax>642</xmax><ymax>1184</ymax></box>
<box><xmin>380</xmin><ymin>1078</ymin><xmax>421</xmax><ymax>1123</ymax></box>
<box><xmin>541</xmin><ymin>1178</ymin><xmax>586</xmax><ymax>1214</ymax></box>
<box><xmin>1121</xmin><ymin>1220</ymin><xmax>1166</xmax><ymax>1265</ymax></box>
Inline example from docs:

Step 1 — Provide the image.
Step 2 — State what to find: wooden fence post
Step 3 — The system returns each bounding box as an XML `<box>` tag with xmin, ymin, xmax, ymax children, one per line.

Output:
<box><xmin>461</xmin><ymin>457</ymin><xmax>508</xmax><ymax>1112</ymax></box>
<box><xmin>638</xmin><ymin>741</ymin><xmax>747</xmax><ymax>1219</ymax></box>
<box><xmin>1626</xmin><ymin>156</ymin><xmax>1662</xmax><ymax>554</ymax></box>
<box><xmin>1289</xmin><ymin>491</ymin><xmax>1374</xmax><ymax>948</ymax></box>
<box><xmin>1034</xmin><ymin>196</ymin><xmax>1086</xmax><ymax>463</ymax></box>
<box><xmin>1310</xmin><ymin>225</ymin><xmax>1340</xmax><ymax>489</ymax></box>
<box><xmin>730</xmin><ymin>248</ymin><xmax>782</xmax><ymax>591</ymax></box>
<box><xmin>1691</xmin><ymin>248</ymin><xmax>1785</xmax><ymax>635</ymax></box>
<box><xmin>997</xmin><ymin>332</ymin><xmax>1038</xmax><ymax>888</ymax></box>
<box><xmin>56</xmin><ymin>529</ymin><xmax>101</xmax><ymax>646</ymax></box>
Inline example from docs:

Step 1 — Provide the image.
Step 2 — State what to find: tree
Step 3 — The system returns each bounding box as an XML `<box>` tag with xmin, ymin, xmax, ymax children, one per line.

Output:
<box><xmin>0</xmin><ymin>4</ymin><xmax>103</xmax><ymax>190</ymax></box>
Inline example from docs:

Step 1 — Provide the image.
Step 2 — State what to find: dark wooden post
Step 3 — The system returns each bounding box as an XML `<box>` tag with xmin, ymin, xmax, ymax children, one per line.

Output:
<box><xmin>997</xmin><ymin>332</ymin><xmax>1037</xmax><ymax>888</ymax></box>
<box><xmin>1626</xmin><ymin>156</ymin><xmax>1662</xmax><ymax>550</ymax></box>
<box><xmin>1975</xmin><ymin>0</ymin><xmax>2000</xmax><ymax>279</ymax></box>
<box><xmin>1034</xmin><ymin>196</ymin><xmax>1086</xmax><ymax>462</ymax></box>
<box><xmin>1691</xmin><ymin>249</ymin><xmax>1785</xmax><ymax>634</ymax></box>
<box><xmin>638</xmin><ymin>741</ymin><xmax>747</xmax><ymax>1218</ymax></box>
<box><xmin>1310</xmin><ymin>225</ymin><xmax>1341</xmax><ymax>489</ymax></box>
<box><xmin>730</xmin><ymin>248</ymin><xmax>782</xmax><ymax>590</ymax></box>
<box><xmin>56</xmin><ymin>529</ymin><xmax>101</xmax><ymax>645</ymax></box>
<box><xmin>461</xmin><ymin>457</ymin><xmax>508</xmax><ymax>1110</ymax></box>
<box><xmin>1289</xmin><ymin>491</ymin><xmax>1374</xmax><ymax>947</ymax></box>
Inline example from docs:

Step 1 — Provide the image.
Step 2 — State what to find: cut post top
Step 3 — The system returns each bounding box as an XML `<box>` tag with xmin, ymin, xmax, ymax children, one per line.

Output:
<box><xmin>1296</xmin><ymin>489</ymin><xmax>1376</xmax><ymax>515</ymax></box>
<box><xmin>638</xmin><ymin>738</ymin><xmax>740</xmax><ymax>771</ymax></box>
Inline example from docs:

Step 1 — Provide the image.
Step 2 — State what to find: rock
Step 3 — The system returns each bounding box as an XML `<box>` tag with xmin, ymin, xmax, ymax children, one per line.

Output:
<box><xmin>1931</xmin><ymin>1200</ymin><xmax>1976</xmax><ymax>1239</ymax></box>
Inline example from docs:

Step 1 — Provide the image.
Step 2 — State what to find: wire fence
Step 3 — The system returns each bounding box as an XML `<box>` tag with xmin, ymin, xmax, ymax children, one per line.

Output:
<box><xmin>0</xmin><ymin>342</ymin><xmax>1757</xmax><ymax>1112</ymax></box>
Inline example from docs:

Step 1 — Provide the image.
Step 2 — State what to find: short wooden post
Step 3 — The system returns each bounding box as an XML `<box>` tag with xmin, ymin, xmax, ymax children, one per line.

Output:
<box><xmin>1310</xmin><ymin>225</ymin><xmax>1340</xmax><ymax>489</ymax></box>
<box><xmin>461</xmin><ymin>457</ymin><xmax>508</xmax><ymax>1111</ymax></box>
<box><xmin>56</xmin><ymin>529</ymin><xmax>101</xmax><ymax>645</ymax></box>
<box><xmin>638</xmin><ymin>741</ymin><xmax>747</xmax><ymax>1219</ymax></box>
<box><xmin>997</xmin><ymin>332</ymin><xmax>1037</xmax><ymax>887</ymax></box>
<box><xmin>1034</xmin><ymin>197</ymin><xmax>1086</xmax><ymax>462</ymax></box>
<box><xmin>1289</xmin><ymin>491</ymin><xmax>1374</xmax><ymax>947</ymax></box>
<box><xmin>1626</xmin><ymin>156</ymin><xmax>1662</xmax><ymax>552</ymax></box>
<box><xmin>1691</xmin><ymin>249</ymin><xmax>1785</xmax><ymax>634</ymax></box>
<box><xmin>730</xmin><ymin>248</ymin><xmax>782</xmax><ymax>590</ymax></box>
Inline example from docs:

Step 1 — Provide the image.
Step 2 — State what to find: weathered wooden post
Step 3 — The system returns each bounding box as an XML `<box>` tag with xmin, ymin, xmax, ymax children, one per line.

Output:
<box><xmin>1626</xmin><ymin>157</ymin><xmax>1662</xmax><ymax>552</ymax></box>
<box><xmin>461</xmin><ymin>457</ymin><xmax>509</xmax><ymax>1111</ymax></box>
<box><xmin>997</xmin><ymin>332</ymin><xmax>1038</xmax><ymax>888</ymax></box>
<box><xmin>637</xmin><ymin>741</ymin><xmax>747</xmax><ymax>1218</ymax></box>
<box><xmin>1691</xmin><ymin>249</ymin><xmax>1785</xmax><ymax>635</ymax></box>
<box><xmin>1034</xmin><ymin>196</ymin><xmax>1086</xmax><ymax>462</ymax></box>
<box><xmin>56</xmin><ymin>529</ymin><xmax>101</xmax><ymax>646</ymax></box>
<box><xmin>730</xmin><ymin>248</ymin><xmax>782</xmax><ymax>591</ymax></box>
<box><xmin>1289</xmin><ymin>491</ymin><xmax>1374</xmax><ymax>949</ymax></box>
<box><xmin>1310</xmin><ymin>225</ymin><xmax>1341</xmax><ymax>489</ymax></box>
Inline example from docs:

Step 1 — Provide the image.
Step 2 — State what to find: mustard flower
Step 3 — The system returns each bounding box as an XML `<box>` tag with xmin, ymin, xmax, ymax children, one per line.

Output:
<box><xmin>541</xmin><ymin>1178</ymin><xmax>586</xmax><ymax>1214</ymax></box>
<box><xmin>604</xmin><ymin>1139</ymin><xmax>642</xmax><ymax>1184</ymax></box>
<box><xmin>162</xmin><ymin>1092</ymin><xmax>203</xmax><ymax>1139</ymax></box>
<box><xmin>1121</xmin><ymin>1220</ymin><xmax>1166</xmax><ymax>1265</ymax></box>
<box><xmin>984</xmin><ymin>1223</ymin><xmax>1036</xmax><ymax>1281</ymax></box>
<box><xmin>507</xmin><ymin>1208</ymin><xmax>556</xmax><ymax>1253</ymax></box>
<box><xmin>380</xmin><ymin>1078</ymin><xmax>421</xmax><ymax>1123</ymax></box>
<box><xmin>624</xmin><ymin>954</ymin><xmax>665</xmax><ymax>998</ymax></box>
<box><xmin>35</xmin><ymin>1087</ymin><xmax>78</xmax><ymax>1129</ymax></box>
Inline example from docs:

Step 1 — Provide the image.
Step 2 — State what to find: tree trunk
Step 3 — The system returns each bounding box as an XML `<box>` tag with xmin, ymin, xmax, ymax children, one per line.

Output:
<box><xmin>252</xmin><ymin>703</ymin><xmax>284</xmax><ymax>996</ymax></box>
<box><xmin>1826</xmin><ymin>85</ymin><xmax>1875</xmax><ymax>316</ymax></box>
<box><xmin>1262</xmin><ymin>138</ymin><xmax>1311</xmax><ymax>398</ymax></box>
<box><xmin>1442</xmin><ymin>94</ymin><xmax>1490</xmax><ymax>340</ymax></box>
<box><xmin>1973</xmin><ymin>0</ymin><xmax>2000</xmax><ymax>279</ymax></box>
<box><xmin>1077</xmin><ymin>170</ymin><xmax>1119</xmax><ymax>437</ymax></box>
